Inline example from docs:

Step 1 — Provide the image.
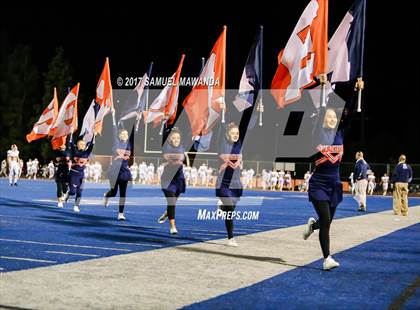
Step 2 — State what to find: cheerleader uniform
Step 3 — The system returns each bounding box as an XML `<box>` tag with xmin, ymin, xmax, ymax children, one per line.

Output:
<box><xmin>68</xmin><ymin>137</ymin><xmax>95</xmax><ymax>211</ymax></box>
<box><xmin>160</xmin><ymin>142</ymin><xmax>186</xmax><ymax>226</ymax></box>
<box><xmin>216</xmin><ymin>136</ymin><xmax>243</xmax><ymax>240</ymax></box>
<box><xmin>304</xmin><ymin>98</ymin><xmax>356</xmax><ymax>269</ymax></box>
<box><xmin>104</xmin><ymin>126</ymin><xmax>133</xmax><ymax>218</ymax></box>
<box><xmin>54</xmin><ymin>148</ymin><xmax>70</xmax><ymax>203</ymax></box>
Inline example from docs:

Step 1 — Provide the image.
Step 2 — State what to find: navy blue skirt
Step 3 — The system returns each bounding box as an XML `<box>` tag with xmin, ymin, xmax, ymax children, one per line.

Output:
<box><xmin>161</xmin><ymin>165</ymin><xmax>185</xmax><ymax>195</ymax></box>
<box><xmin>216</xmin><ymin>171</ymin><xmax>243</xmax><ymax>203</ymax></box>
<box><xmin>107</xmin><ymin>162</ymin><xmax>132</xmax><ymax>183</ymax></box>
<box><xmin>308</xmin><ymin>173</ymin><xmax>343</xmax><ymax>208</ymax></box>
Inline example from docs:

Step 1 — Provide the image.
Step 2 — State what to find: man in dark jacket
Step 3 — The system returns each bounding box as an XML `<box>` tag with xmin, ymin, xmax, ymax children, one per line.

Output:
<box><xmin>353</xmin><ymin>151</ymin><xmax>370</xmax><ymax>211</ymax></box>
<box><xmin>391</xmin><ymin>155</ymin><xmax>413</xmax><ymax>216</ymax></box>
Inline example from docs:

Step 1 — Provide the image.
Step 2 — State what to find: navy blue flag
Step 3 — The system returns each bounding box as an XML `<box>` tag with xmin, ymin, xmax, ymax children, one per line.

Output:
<box><xmin>233</xmin><ymin>26</ymin><xmax>263</xmax><ymax>112</ymax></box>
<box><xmin>328</xmin><ymin>0</ymin><xmax>366</xmax><ymax>83</ymax></box>
<box><xmin>118</xmin><ymin>62</ymin><xmax>153</xmax><ymax>126</ymax></box>
<box><xmin>79</xmin><ymin>99</ymin><xmax>101</xmax><ymax>143</ymax></box>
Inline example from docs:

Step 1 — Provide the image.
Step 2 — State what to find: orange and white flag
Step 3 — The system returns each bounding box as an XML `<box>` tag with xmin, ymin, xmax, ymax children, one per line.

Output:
<box><xmin>143</xmin><ymin>54</ymin><xmax>185</xmax><ymax>127</ymax></box>
<box><xmin>95</xmin><ymin>57</ymin><xmax>113</xmax><ymax>134</ymax></box>
<box><xmin>26</xmin><ymin>88</ymin><xmax>59</xmax><ymax>142</ymax></box>
<box><xmin>51</xmin><ymin>83</ymin><xmax>79</xmax><ymax>150</ymax></box>
<box><xmin>271</xmin><ymin>0</ymin><xmax>328</xmax><ymax>108</ymax></box>
<box><xmin>183</xmin><ymin>26</ymin><xmax>226</xmax><ymax>136</ymax></box>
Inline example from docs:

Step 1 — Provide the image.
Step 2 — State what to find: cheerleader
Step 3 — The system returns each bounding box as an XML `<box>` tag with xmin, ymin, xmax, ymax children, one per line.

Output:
<box><xmin>68</xmin><ymin>135</ymin><xmax>95</xmax><ymax>213</ymax></box>
<box><xmin>104</xmin><ymin>126</ymin><xmax>134</xmax><ymax>221</ymax></box>
<box><xmin>302</xmin><ymin>97</ymin><xmax>356</xmax><ymax>270</ymax></box>
<box><xmin>216</xmin><ymin>123</ymin><xmax>245</xmax><ymax>247</ymax></box>
<box><xmin>157</xmin><ymin>128</ymin><xmax>186</xmax><ymax>234</ymax></box>
<box><xmin>54</xmin><ymin>144</ymin><xmax>70</xmax><ymax>208</ymax></box>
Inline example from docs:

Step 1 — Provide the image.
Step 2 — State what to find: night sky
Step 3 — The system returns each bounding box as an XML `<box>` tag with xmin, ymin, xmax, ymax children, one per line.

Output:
<box><xmin>1</xmin><ymin>1</ymin><xmax>418</xmax><ymax>164</ymax></box>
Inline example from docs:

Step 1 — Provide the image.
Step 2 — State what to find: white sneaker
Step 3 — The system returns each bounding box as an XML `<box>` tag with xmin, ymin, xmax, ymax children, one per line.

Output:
<box><xmin>217</xmin><ymin>199</ymin><xmax>223</xmax><ymax>210</ymax></box>
<box><xmin>57</xmin><ymin>202</ymin><xmax>64</xmax><ymax>208</ymax></box>
<box><xmin>323</xmin><ymin>255</ymin><xmax>340</xmax><ymax>270</ymax></box>
<box><xmin>226</xmin><ymin>238</ymin><xmax>238</xmax><ymax>247</ymax></box>
<box><xmin>158</xmin><ymin>211</ymin><xmax>168</xmax><ymax>224</ymax></box>
<box><xmin>103</xmin><ymin>194</ymin><xmax>110</xmax><ymax>208</ymax></box>
<box><xmin>60</xmin><ymin>191</ymin><xmax>69</xmax><ymax>202</ymax></box>
<box><xmin>170</xmin><ymin>226</ymin><xmax>178</xmax><ymax>234</ymax></box>
<box><xmin>303</xmin><ymin>217</ymin><xmax>316</xmax><ymax>240</ymax></box>
<box><xmin>73</xmin><ymin>205</ymin><xmax>80</xmax><ymax>213</ymax></box>
<box><xmin>118</xmin><ymin>213</ymin><xmax>126</xmax><ymax>221</ymax></box>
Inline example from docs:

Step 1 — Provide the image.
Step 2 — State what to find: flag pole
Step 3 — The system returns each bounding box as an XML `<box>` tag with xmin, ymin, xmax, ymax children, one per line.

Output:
<box><xmin>355</xmin><ymin>77</ymin><xmax>364</xmax><ymax>112</ymax></box>
<box><xmin>356</xmin><ymin>0</ymin><xmax>366</xmax><ymax>112</ymax></box>
<box><xmin>258</xmin><ymin>25</ymin><xmax>264</xmax><ymax>126</ymax></box>
<box><xmin>221</xmin><ymin>25</ymin><xmax>227</xmax><ymax>124</ymax></box>
<box><xmin>320</xmin><ymin>74</ymin><xmax>327</xmax><ymax>107</ymax></box>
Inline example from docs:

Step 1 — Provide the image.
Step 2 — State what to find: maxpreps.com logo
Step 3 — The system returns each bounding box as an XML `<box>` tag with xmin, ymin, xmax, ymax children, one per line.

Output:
<box><xmin>197</xmin><ymin>209</ymin><xmax>260</xmax><ymax>221</ymax></box>
<box><xmin>117</xmin><ymin>76</ymin><xmax>220</xmax><ymax>87</ymax></box>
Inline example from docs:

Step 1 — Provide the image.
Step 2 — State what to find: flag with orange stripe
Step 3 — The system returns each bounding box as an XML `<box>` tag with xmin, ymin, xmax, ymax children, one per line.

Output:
<box><xmin>271</xmin><ymin>0</ymin><xmax>328</xmax><ymax>108</ymax></box>
<box><xmin>183</xmin><ymin>26</ymin><xmax>226</xmax><ymax>136</ymax></box>
<box><xmin>95</xmin><ymin>57</ymin><xmax>113</xmax><ymax>134</ymax></box>
<box><xmin>50</xmin><ymin>83</ymin><xmax>79</xmax><ymax>150</ymax></box>
<box><xmin>26</xmin><ymin>88</ymin><xmax>59</xmax><ymax>142</ymax></box>
<box><xmin>143</xmin><ymin>54</ymin><xmax>185</xmax><ymax>127</ymax></box>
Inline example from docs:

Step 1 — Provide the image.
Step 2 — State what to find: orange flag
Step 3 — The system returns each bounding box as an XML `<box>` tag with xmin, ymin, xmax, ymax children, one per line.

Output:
<box><xmin>95</xmin><ymin>57</ymin><xmax>113</xmax><ymax>133</ymax></box>
<box><xmin>26</xmin><ymin>88</ymin><xmax>59</xmax><ymax>142</ymax></box>
<box><xmin>50</xmin><ymin>83</ymin><xmax>79</xmax><ymax>150</ymax></box>
<box><xmin>183</xmin><ymin>26</ymin><xmax>226</xmax><ymax>136</ymax></box>
<box><xmin>143</xmin><ymin>54</ymin><xmax>185</xmax><ymax>127</ymax></box>
<box><xmin>271</xmin><ymin>0</ymin><xmax>328</xmax><ymax>108</ymax></box>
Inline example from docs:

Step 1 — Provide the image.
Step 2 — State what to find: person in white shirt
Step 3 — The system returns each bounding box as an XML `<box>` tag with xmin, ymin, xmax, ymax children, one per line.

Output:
<box><xmin>367</xmin><ymin>171</ymin><xmax>376</xmax><ymax>195</ymax></box>
<box><xmin>138</xmin><ymin>162</ymin><xmax>148</xmax><ymax>184</ymax></box>
<box><xmin>270</xmin><ymin>170</ymin><xmax>279</xmax><ymax>191</ymax></box>
<box><xmin>157</xmin><ymin>164</ymin><xmax>165</xmax><ymax>184</ymax></box>
<box><xmin>261</xmin><ymin>169</ymin><xmax>270</xmax><ymax>190</ymax></box>
<box><xmin>48</xmin><ymin>161</ymin><xmax>55</xmax><ymax>179</ymax></box>
<box><xmin>7</xmin><ymin>144</ymin><xmax>21</xmax><ymax>186</ymax></box>
<box><xmin>26</xmin><ymin>159</ymin><xmax>33</xmax><ymax>179</ymax></box>
<box><xmin>278</xmin><ymin>170</ymin><xmax>285</xmax><ymax>191</ymax></box>
<box><xmin>206</xmin><ymin>166</ymin><xmax>213</xmax><ymax>187</ymax></box>
<box><xmin>130</xmin><ymin>162</ymin><xmax>138</xmax><ymax>184</ymax></box>
<box><xmin>190</xmin><ymin>166</ymin><xmax>198</xmax><ymax>187</ymax></box>
<box><xmin>147</xmin><ymin>163</ymin><xmax>155</xmax><ymax>184</ymax></box>
<box><xmin>1</xmin><ymin>159</ymin><xmax>7</xmax><ymax>177</ymax></box>
<box><xmin>198</xmin><ymin>164</ymin><xmax>207</xmax><ymax>186</ymax></box>
<box><xmin>303</xmin><ymin>171</ymin><xmax>312</xmax><ymax>192</ymax></box>
<box><xmin>247</xmin><ymin>168</ymin><xmax>255</xmax><ymax>189</ymax></box>
<box><xmin>380</xmin><ymin>173</ymin><xmax>389</xmax><ymax>196</ymax></box>
<box><xmin>284</xmin><ymin>171</ymin><xmax>292</xmax><ymax>191</ymax></box>
<box><xmin>349</xmin><ymin>172</ymin><xmax>355</xmax><ymax>194</ymax></box>
<box><xmin>31</xmin><ymin>158</ymin><xmax>39</xmax><ymax>180</ymax></box>
<box><xmin>93</xmin><ymin>161</ymin><xmax>102</xmax><ymax>183</ymax></box>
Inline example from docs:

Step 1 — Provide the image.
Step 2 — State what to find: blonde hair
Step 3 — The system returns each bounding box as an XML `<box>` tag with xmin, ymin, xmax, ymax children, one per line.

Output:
<box><xmin>225</xmin><ymin>122</ymin><xmax>239</xmax><ymax>139</ymax></box>
<box><xmin>323</xmin><ymin>108</ymin><xmax>337</xmax><ymax>128</ymax></box>
<box><xmin>356</xmin><ymin>151</ymin><xmax>364</xmax><ymax>159</ymax></box>
<box><xmin>399</xmin><ymin>154</ymin><xmax>406</xmax><ymax>163</ymax></box>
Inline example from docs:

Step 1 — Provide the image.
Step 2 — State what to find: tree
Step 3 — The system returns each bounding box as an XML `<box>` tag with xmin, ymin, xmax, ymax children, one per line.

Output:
<box><xmin>38</xmin><ymin>47</ymin><xmax>73</xmax><ymax>160</ymax></box>
<box><xmin>0</xmin><ymin>45</ymin><xmax>41</xmax><ymax>162</ymax></box>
